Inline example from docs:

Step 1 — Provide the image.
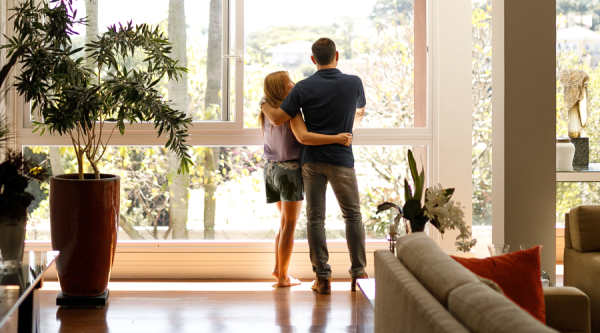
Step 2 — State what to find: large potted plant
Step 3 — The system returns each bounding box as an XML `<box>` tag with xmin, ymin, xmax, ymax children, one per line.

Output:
<box><xmin>2</xmin><ymin>0</ymin><xmax>192</xmax><ymax>298</ymax></box>
<box><xmin>376</xmin><ymin>150</ymin><xmax>477</xmax><ymax>252</ymax></box>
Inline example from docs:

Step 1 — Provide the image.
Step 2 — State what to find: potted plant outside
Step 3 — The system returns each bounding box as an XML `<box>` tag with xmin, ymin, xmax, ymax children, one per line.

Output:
<box><xmin>376</xmin><ymin>150</ymin><xmax>477</xmax><ymax>252</ymax></box>
<box><xmin>2</xmin><ymin>0</ymin><xmax>192</xmax><ymax>298</ymax></box>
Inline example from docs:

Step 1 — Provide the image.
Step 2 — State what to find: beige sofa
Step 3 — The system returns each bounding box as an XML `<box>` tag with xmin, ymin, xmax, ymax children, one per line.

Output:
<box><xmin>374</xmin><ymin>233</ymin><xmax>590</xmax><ymax>333</ymax></box>
<box><xmin>565</xmin><ymin>206</ymin><xmax>600</xmax><ymax>333</ymax></box>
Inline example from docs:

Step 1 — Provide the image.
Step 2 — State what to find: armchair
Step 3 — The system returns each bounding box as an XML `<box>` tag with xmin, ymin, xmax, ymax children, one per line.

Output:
<box><xmin>565</xmin><ymin>205</ymin><xmax>600</xmax><ymax>333</ymax></box>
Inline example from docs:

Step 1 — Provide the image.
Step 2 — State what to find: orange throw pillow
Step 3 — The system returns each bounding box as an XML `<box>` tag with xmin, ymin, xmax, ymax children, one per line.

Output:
<box><xmin>452</xmin><ymin>246</ymin><xmax>545</xmax><ymax>324</ymax></box>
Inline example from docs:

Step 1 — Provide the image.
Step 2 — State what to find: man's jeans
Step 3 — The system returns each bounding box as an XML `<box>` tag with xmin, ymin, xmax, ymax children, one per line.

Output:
<box><xmin>302</xmin><ymin>162</ymin><xmax>367</xmax><ymax>278</ymax></box>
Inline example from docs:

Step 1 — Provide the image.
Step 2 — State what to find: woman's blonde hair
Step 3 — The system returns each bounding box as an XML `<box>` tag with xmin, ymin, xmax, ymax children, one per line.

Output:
<box><xmin>259</xmin><ymin>71</ymin><xmax>291</xmax><ymax>132</ymax></box>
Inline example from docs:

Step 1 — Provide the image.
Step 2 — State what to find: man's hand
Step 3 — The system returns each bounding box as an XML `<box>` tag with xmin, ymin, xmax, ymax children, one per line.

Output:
<box><xmin>335</xmin><ymin>133</ymin><xmax>353</xmax><ymax>147</ymax></box>
<box><xmin>261</xmin><ymin>101</ymin><xmax>292</xmax><ymax>126</ymax></box>
<box><xmin>353</xmin><ymin>106</ymin><xmax>365</xmax><ymax>130</ymax></box>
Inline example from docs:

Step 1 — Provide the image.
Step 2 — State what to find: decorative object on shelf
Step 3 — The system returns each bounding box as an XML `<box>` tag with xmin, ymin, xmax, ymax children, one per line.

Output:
<box><xmin>2</xmin><ymin>0</ymin><xmax>191</xmax><ymax>303</ymax></box>
<box><xmin>375</xmin><ymin>150</ymin><xmax>477</xmax><ymax>252</ymax></box>
<box><xmin>571</xmin><ymin>137</ymin><xmax>589</xmax><ymax>166</ymax></box>
<box><xmin>487</xmin><ymin>244</ymin><xmax>510</xmax><ymax>256</ymax></box>
<box><xmin>556</xmin><ymin>137</ymin><xmax>575</xmax><ymax>171</ymax></box>
<box><xmin>559</xmin><ymin>69</ymin><xmax>590</xmax><ymax>166</ymax></box>
<box><xmin>559</xmin><ymin>69</ymin><xmax>589</xmax><ymax>139</ymax></box>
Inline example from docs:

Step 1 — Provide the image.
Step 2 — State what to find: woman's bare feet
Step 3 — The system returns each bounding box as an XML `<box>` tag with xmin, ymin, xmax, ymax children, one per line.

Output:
<box><xmin>272</xmin><ymin>269</ymin><xmax>279</xmax><ymax>280</ymax></box>
<box><xmin>273</xmin><ymin>276</ymin><xmax>301</xmax><ymax>287</ymax></box>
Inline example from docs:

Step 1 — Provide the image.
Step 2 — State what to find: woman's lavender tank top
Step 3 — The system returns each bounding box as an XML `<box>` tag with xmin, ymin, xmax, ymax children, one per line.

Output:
<box><xmin>263</xmin><ymin>114</ymin><xmax>302</xmax><ymax>162</ymax></box>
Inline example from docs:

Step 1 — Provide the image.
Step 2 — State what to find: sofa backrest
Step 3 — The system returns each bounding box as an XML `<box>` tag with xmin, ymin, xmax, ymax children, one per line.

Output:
<box><xmin>394</xmin><ymin>233</ymin><xmax>557</xmax><ymax>333</ymax></box>
<box><xmin>396</xmin><ymin>233</ymin><xmax>478</xmax><ymax>306</ymax></box>
<box><xmin>568</xmin><ymin>205</ymin><xmax>600</xmax><ymax>252</ymax></box>
<box><xmin>374</xmin><ymin>250</ymin><xmax>470</xmax><ymax>333</ymax></box>
<box><xmin>565</xmin><ymin>212</ymin><xmax>573</xmax><ymax>250</ymax></box>
<box><xmin>448</xmin><ymin>281</ymin><xmax>557</xmax><ymax>333</ymax></box>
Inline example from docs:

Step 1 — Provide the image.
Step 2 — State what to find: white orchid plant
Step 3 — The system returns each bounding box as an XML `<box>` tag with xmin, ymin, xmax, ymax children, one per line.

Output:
<box><xmin>376</xmin><ymin>150</ymin><xmax>477</xmax><ymax>252</ymax></box>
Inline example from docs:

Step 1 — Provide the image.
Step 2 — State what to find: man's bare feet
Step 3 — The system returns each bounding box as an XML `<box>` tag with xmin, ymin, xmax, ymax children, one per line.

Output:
<box><xmin>273</xmin><ymin>276</ymin><xmax>301</xmax><ymax>287</ymax></box>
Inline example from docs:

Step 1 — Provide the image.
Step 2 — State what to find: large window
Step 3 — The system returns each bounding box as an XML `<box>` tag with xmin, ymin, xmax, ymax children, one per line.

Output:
<box><xmin>17</xmin><ymin>0</ymin><xmax>430</xmax><ymax>242</ymax></box>
<box><xmin>555</xmin><ymin>4</ymin><xmax>600</xmax><ymax>226</ymax></box>
<box><xmin>471</xmin><ymin>0</ymin><xmax>492</xmax><ymax>226</ymax></box>
<box><xmin>243</xmin><ymin>0</ymin><xmax>423</xmax><ymax>129</ymax></box>
<box><xmin>25</xmin><ymin>145</ymin><xmax>425</xmax><ymax>241</ymax></box>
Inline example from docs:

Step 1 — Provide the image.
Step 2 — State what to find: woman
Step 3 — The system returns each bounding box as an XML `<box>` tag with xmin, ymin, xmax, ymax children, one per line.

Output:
<box><xmin>260</xmin><ymin>71</ymin><xmax>353</xmax><ymax>287</ymax></box>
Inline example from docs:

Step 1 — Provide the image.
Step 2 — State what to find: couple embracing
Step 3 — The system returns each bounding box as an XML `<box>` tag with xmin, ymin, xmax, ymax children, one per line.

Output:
<box><xmin>260</xmin><ymin>38</ymin><xmax>367</xmax><ymax>294</ymax></box>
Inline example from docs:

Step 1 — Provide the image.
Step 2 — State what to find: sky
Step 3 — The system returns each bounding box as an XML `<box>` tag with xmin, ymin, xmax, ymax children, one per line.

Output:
<box><xmin>69</xmin><ymin>0</ymin><xmax>378</xmax><ymax>35</ymax></box>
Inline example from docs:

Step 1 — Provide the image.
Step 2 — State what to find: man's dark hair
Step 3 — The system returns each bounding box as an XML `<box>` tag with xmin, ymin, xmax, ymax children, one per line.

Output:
<box><xmin>312</xmin><ymin>38</ymin><xmax>336</xmax><ymax>66</ymax></box>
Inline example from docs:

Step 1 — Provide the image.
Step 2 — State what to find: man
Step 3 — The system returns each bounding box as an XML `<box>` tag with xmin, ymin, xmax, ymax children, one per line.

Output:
<box><xmin>261</xmin><ymin>38</ymin><xmax>367</xmax><ymax>294</ymax></box>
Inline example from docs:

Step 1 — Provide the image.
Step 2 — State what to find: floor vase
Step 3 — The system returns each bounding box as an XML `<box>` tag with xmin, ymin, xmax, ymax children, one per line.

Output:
<box><xmin>50</xmin><ymin>174</ymin><xmax>120</xmax><ymax>297</ymax></box>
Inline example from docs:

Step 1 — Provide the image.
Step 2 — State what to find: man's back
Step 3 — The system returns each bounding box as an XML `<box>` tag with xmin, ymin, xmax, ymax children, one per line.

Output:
<box><xmin>280</xmin><ymin>68</ymin><xmax>366</xmax><ymax>168</ymax></box>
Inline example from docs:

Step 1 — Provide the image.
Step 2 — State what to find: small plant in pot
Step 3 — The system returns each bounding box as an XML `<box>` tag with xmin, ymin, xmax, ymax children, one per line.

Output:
<box><xmin>0</xmin><ymin>123</ymin><xmax>49</xmax><ymax>263</ymax></box>
<box><xmin>376</xmin><ymin>150</ymin><xmax>477</xmax><ymax>252</ymax></box>
<box><xmin>2</xmin><ymin>0</ymin><xmax>192</xmax><ymax>298</ymax></box>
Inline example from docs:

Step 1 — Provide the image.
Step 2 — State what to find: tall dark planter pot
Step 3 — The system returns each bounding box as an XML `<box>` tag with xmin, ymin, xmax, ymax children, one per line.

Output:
<box><xmin>50</xmin><ymin>174</ymin><xmax>120</xmax><ymax>297</ymax></box>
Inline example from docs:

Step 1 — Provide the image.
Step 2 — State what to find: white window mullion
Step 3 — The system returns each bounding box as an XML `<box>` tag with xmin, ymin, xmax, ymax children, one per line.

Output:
<box><xmin>235</xmin><ymin>0</ymin><xmax>244</xmax><ymax>127</ymax></box>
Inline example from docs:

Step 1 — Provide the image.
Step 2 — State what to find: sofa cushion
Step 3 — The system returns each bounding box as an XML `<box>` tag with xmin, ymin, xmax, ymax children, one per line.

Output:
<box><xmin>396</xmin><ymin>233</ymin><xmax>478</xmax><ymax>307</ymax></box>
<box><xmin>452</xmin><ymin>246</ymin><xmax>546</xmax><ymax>323</ymax></box>
<box><xmin>375</xmin><ymin>250</ymin><xmax>470</xmax><ymax>333</ymax></box>
<box><xmin>448</xmin><ymin>282</ymin><xmax>557</xmax><ymax>333</ymax></box>
<box><xmin>569</xmin><ymin>205</ymin><xmax>600</xmax><ymax>252</ymax></box>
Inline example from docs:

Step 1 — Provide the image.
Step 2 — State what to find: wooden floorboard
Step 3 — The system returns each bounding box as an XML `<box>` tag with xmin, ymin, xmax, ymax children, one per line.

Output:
<box><xmin>1</xmin><ymin>280</ymin><xmax>371</xmax><ymax>333</ymax></box>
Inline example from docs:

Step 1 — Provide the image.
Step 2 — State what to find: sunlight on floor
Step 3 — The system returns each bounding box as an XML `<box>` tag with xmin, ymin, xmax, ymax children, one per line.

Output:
<box><xmin>40</xmin><ymin>280</ymin><xmax>353</xmax><ymax>292</ymax></box>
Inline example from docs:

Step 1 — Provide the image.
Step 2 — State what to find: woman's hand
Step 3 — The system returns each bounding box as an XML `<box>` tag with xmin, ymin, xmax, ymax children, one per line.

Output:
<box><xmin>336</xmin><ymin>133</ymin><xmax>353</xmax><ymax>146</ymax></box>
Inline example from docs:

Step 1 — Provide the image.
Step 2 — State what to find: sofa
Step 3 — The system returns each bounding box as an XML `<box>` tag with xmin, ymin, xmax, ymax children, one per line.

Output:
<box><xmin>374</xmin><ymin>233</ymin><xmax>590</xmax><ymax>333</ymax></box>
<box><xmin>565</xmin><ymin>206</ymin><xmax>600</xmax><ymax>333</ymax></box>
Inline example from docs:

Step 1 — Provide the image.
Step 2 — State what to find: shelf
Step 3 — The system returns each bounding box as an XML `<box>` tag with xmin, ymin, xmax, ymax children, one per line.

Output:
<box><xmin>556</xmin><ymin>163</ymin><xmax>600</xmax><ymax>182</ymax></box>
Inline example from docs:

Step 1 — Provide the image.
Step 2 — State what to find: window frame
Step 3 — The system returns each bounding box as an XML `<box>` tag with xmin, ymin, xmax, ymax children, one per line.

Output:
<box><xmin>8</xmin><ymin>0</ymin><xmax>460</xmax><ymax>278</ymax></box>
<box><xmin>16</xmin><ymin>0</ymin><xmax>433</xmax><ymax>147</ymax></box>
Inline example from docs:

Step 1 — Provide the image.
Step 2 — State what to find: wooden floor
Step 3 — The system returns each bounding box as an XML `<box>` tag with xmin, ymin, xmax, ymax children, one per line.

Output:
<box><xmin>1</xmin><ymin>280</ymin><xmax>372</xmax><ymax>333</ymax></box>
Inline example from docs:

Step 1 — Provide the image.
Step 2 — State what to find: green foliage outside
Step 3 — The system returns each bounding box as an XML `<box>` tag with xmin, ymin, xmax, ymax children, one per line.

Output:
<box><xmin>472</xmin><ymin>1</ymin><xmax>493</xmax><ymax>226</ymax></box>
<box><xmin>246</xmin><ymin>25</ymin><xmax>336</xmax><ymax>59</ymax></box>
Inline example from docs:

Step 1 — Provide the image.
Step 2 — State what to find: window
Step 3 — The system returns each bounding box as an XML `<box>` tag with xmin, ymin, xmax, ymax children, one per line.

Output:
<box><xmin>556</xmin><ymin>10</ymin><xmax>600</xmax><ymax>229</ymax></box>
<box><xmin>472</xmin><ymin>0</ymin><xmax>492</xmax><ymax>227</ymax></box>
<box><xmin>243</xmin><ymin>0</ymin><xmax>426</xmax><ymax>129</ymax></box>
<box><xmin>585</xmin><ymin>43</ymin><xmax>591</xmax><ymax>54</ymax></box>
<box><xmin>15</xmin><ymin>0</ymin><xmax>430</xmax><ymax>243</ymax></box>
<box><xmin>25</xmin><ymin>145</ymin><xmax>427</xmax><ymax>241</ymax></box>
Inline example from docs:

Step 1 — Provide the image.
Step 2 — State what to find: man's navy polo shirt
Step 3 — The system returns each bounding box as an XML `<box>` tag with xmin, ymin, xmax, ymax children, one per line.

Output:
<box><xmin>280</xmin><ymin>68</ymin><xmax>366</xmax><ymax>168</ymax></box>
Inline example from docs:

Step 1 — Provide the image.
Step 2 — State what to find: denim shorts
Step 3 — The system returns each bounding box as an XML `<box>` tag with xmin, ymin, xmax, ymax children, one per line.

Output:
<box><xmin>264</xmin><ymin>159</ymin><xmax>304</xmax><ymax>203</ymax></box>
